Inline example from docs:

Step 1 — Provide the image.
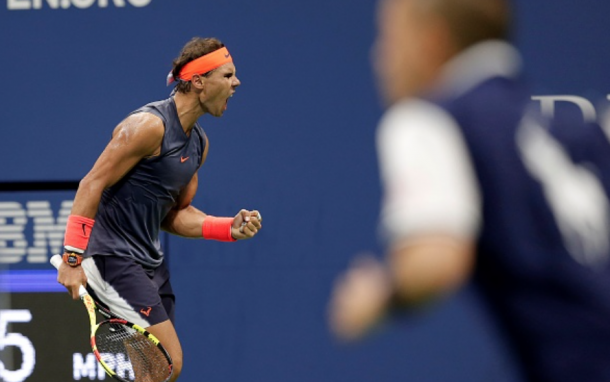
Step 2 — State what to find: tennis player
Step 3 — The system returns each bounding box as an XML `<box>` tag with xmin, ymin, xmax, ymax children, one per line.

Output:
<box><xmin>56</xmin><ymin>37</ymin><xmax>262</xmax><ymax>381</ymax></box>
<box><xmin>329</xmin><ymin>1</ymin><xmax>610</xmax><ymax>381</ymax></box>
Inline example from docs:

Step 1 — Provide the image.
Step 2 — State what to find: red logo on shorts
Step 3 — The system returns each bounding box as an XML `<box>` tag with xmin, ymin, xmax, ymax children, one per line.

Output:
<box><xmin>140</xmin><ymin>307</ymin><xmax>152</xmax><ymax>317</ymax></box>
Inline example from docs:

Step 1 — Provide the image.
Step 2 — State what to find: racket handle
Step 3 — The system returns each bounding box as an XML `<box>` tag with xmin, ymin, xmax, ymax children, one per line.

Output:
<box><xmin>49</xmin><ymin>254</ymin><xmax>63</xmax><ymax>269</ymax></box>
<box><xmin>50</xmin><ymin>254</ymin><xmax>89</xmax><ymax>297</ymax></box>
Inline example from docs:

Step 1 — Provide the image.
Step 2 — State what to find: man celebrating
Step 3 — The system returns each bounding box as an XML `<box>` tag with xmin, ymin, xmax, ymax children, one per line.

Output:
<box><xmin>330</xmin><ymin>1</ymin><xmax>610</xmax><ymax>381</ymax></box>
<box><xmin>57</xmin><ymin>37</ymin><xmax>262</xmax><ymax>381</ymax></box>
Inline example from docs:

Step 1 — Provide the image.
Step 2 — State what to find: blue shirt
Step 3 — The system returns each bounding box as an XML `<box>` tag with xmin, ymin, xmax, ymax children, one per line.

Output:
<box><xmin>443</xmin><ymin>76</ymin><xmax>610</xmax><ymax>382</ymax></box>
<box><xmin>378</xmin><ymin>41</ymin><xmax>610</xmax><ymax>382</ymax></box>
<box><xmin>86</xmin><ymin>97</ymin><xmax>206</xmax><ymax>268</ymax></box>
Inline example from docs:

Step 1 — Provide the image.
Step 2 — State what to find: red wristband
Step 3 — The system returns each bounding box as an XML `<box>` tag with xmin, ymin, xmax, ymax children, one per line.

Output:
<box><xmin>202</xmin><ymin>216</ymin><xmax>236</xmax><ymax>242</ymax></box>
<box><xmin>64</xmin><ymin>214</ymin><xmax>95</xmax><ymax>253</ymax></box>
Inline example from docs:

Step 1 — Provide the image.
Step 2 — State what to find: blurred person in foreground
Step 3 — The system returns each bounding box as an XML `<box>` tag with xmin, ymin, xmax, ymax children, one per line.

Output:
<box><xmin>329</xmin><ymin>0</ymin><xmax>610</xmax><ymax>381</ymax></box>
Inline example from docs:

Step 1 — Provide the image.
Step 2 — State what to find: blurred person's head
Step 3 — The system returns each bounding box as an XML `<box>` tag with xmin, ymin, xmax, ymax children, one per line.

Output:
<box><xmin>374</xmin><ymin>0</ymin><xmax>512</xmax><ymax>105</ymax></box>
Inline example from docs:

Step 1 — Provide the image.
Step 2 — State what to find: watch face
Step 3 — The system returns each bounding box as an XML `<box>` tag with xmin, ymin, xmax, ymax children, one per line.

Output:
<box><xmin>67</xmin><ymin>254</ymin><xmax>80</xmax><ymax>266</ymax></box>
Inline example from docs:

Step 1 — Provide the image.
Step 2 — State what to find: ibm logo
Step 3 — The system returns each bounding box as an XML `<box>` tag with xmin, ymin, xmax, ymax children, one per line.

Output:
<box><xmin>7</xmin><ymin>0</ymin><xmax>151</xmax><ymax>10</ymax></box>
<box><xmin>0</xmin><ymin>201</ymin><xmax>72</xmax><ymax>264</ymax></box>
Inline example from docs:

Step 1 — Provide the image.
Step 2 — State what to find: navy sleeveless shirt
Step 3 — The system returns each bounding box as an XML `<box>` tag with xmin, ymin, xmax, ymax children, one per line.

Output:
<box><xmin>85</xmin><ymin>97</ymin><xmax>206</xmax><ymax>268</ymax></box>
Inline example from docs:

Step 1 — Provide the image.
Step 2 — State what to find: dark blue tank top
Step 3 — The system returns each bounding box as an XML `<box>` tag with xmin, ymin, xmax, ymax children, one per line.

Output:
<box><xmin>85</xmin><ymin>97</ymin><xmax>205</xmax><ymax>268</ymax></box>
<box><xmin>432</xmin><ymin>78</ymin><xmax>610</xmax><ymax>382</ymax></box>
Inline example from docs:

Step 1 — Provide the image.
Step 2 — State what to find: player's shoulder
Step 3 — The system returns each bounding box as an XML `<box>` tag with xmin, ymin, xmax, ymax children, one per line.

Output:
<box><xmin>124</xmin><ymin>111</ymin><xmax>164</xmax><ymax>128</ymax></box>
<box><xmin>123</xmin><ymin>97</ymin><xmax>173</xmax><ymax>131</ymax></box>
<box><xmin>113</xmin><ymin>111</ymin><xmax>165</xmax><ymax>141</ymax></box>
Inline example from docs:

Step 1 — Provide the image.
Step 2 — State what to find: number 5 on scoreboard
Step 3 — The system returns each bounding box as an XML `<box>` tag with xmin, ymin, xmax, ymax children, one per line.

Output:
<box><xmin>0</xmin><ymin>309</ymin><xmax>35</xmax><ymax>382</ymax></box>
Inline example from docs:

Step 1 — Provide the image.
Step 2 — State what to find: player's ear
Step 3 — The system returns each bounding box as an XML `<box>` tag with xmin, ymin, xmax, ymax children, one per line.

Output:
<box><xmin>191</xmin><ymin>74</ymin><xmax>206</xmax><ymax>90</ymax></box>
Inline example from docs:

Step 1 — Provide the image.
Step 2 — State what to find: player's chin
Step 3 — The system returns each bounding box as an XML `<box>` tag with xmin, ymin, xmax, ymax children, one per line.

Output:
<box><xmin>213</xmin><ymin>102</ymin><xmax>228</xmax><ymax>117</ymax></box>
<box><xmin>211</xmin><ymin>108</ymin><xmax>225</xmax><ymax>118</ymax></box>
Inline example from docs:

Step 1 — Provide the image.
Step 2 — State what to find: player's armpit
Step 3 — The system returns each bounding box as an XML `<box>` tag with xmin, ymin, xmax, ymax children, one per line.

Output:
<box><xmin>174</xmin><ymin>173</ymin><xmax>198</xmax><ymax>211</ymax></box>
<box><xmin>200</xmin><ymin>132</ymin><xmax>210</xmax><ymax>168</ymax></box>
<box><xmin>388</xmin><ymin>234</ymin><xmax>476</xmax><ymax>307</ymax></box>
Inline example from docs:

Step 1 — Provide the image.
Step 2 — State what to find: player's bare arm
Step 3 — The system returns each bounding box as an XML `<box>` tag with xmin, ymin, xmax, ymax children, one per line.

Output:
<box><xmin>71</xmin><ymin>113</ymin><xmax>165</xmax><ymax>217</ymax></box>
<box><xmin>330</xmin><ymin>234</ymin><xmax>475</xmax><ymax>340</ymax></box>
<box><xmin>161</xmin><ymin>134</ymin><xmax>262</xmax><ymax>240</ymax></box>
<box><xmin>58</xmin><ymin>113</ymin><xmax>164</xmax><ymax>299</ymax></box>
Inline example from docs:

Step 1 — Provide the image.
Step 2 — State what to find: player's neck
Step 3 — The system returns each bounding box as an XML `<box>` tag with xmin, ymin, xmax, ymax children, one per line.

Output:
<box><xmin>173</xmin><ymin>91</ymin><xmax>206</xmax><ymax>135</ymax></box>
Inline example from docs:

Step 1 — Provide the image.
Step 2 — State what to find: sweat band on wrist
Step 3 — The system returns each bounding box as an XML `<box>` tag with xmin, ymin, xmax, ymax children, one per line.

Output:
<box><xmin>64</xmin><ymin>214</ymin><xmax>95</xmax><ymax>254</ymax></box>
<box><xmin>166</xmin><ymin>47</ymin><xmax>233</xmax><ymax>85</ymax></box>
<box><xmin>202</xmin><ymin>216</ymin><xmax>236</xmax><ymax>242</ymax></box>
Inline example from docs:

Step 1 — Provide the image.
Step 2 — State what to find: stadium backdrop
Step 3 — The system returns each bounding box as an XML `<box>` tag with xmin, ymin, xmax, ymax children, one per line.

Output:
<box><xmin>1</xmin><ymin>1</ymin><xmax>610</xmax><ymax>381</ymax></box>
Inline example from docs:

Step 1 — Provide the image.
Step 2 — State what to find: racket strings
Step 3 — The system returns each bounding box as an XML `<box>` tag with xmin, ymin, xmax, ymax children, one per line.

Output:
<box><xmin>96</xmin><ymin>324</ymin><xmax>170</xmax><ymax>382</ymax></box>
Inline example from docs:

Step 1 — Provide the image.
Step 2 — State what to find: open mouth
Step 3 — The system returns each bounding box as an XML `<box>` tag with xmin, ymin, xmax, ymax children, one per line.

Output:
<box><xmin>224</xmin><ymin>93</ymin><xmax>234</xmax><ymax>111</ymax></box>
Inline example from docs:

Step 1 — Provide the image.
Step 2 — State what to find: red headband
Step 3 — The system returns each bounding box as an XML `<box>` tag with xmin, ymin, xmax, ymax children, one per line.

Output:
<box><xmin>166</xmin><ymin>47</ymin><xmax>233</xmax><ymax>86</ymax></box>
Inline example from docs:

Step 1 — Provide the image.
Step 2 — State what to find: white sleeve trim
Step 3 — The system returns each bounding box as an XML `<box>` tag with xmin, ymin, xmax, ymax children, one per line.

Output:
<box><xmin>377</xmin><ymin>98</ymin><xmax>481</xmax><ymax>243</ymax></box>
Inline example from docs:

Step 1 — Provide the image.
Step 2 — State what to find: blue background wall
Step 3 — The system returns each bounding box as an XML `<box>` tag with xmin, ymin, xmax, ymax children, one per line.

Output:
<box><xmin>2</xmin><ymin>1</ymin><xmax>610</xmax><ymax>381</ymax></box>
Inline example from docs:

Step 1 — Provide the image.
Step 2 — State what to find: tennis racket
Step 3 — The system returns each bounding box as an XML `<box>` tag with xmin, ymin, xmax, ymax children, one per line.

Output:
<box><xmin>50</xmin><ymin>254</ymin><xmax>173</xmax><ymax>382</ymax></box>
